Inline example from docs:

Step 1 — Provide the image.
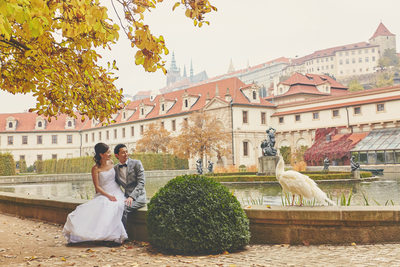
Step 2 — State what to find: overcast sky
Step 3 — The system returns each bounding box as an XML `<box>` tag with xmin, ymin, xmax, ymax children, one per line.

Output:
<box><xmin>1</xmin><ymin>0</ymin><xmax>399</xmax><ymax>113</ymax></box>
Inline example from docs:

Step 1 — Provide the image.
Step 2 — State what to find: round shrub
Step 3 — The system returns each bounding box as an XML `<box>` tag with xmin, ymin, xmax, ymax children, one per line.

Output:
<box><xmin>147</xmin><ymin>174</ymin><xmax>250</xmax><ymax>254</ymax></box>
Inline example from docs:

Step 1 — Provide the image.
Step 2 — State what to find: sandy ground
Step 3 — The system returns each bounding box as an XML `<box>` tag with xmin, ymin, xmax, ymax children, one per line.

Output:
<box><xmin>2</xmin><ymin>213</ymin><xmax>400</xmax><ymax>267</ymax></box>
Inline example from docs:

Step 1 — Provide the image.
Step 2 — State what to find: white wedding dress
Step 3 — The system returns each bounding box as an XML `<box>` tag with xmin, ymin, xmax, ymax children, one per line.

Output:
<box><xmin>63</xmin><ymin>168</ymin><xmax>128</xmax><ymax>243</ymax></box>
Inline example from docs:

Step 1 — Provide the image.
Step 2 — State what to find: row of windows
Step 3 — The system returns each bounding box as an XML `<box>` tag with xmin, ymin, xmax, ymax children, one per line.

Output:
<box><xmin>7</xmin><ymin>135</ymin><xmax>73</xmax><ymax>146</ymax></box>
<box><xmin>338</xmin><ymin>48</ymin><xmax>375</xmax><ymax>56</ymax></box>
<box><xmin>279</xmin><ymin>103</ymin><xmax>385</xmax><ymax>124</ymax></box>
<box><xmin>339</xmin><ymin>57</ymin><xmax>375</xmax><ymax>65</ymax></box>
<box><xmin>339</xmin><ymin>68</ymin><xmax>371</xmax><ymax>75</ymax></box>
<box><xmin>84</xmin><ymin>120</ymin><xmax>180</xmax><ymax>143</ymax></box>
<box><xmin>242</xmin><ymin>111</ymin><xmax>267</xmax><ymax>125</ymax></box>
<box><xmin>5</xmin><ymin>119</ymin><xmax>186</xmax><ymax>146</ymax></box>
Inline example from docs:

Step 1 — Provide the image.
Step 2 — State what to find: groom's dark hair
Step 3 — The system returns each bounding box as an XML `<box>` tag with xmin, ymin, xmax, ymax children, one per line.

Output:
<box><xmin>114</xmin><ymin>144</ymin><xmax>127</xmax><ymax>155</ymax></box>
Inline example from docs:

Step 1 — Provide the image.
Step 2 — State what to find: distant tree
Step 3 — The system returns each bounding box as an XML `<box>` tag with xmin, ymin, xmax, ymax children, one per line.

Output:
<box><xmin>375</xmin><ymin>72</ymin><xmax>394</xmax><ymax>88</ymax></box>
<box><xmin>136</xmin><ymin>123</ymin><xmax>171</xmax><ymax>153</ymax></box>
<box><xmin>348</xmin><ymin>79</ymin><xmax>364</xmax><ymax>92</ymax></box>
<box><xmin>169</xmin><ymin>111</ymin><xmax>231</xmax><ymax>162</ymax></box>
<box><xmin>378</xmin><ymin>48</ymin><xmax>399</xmax><ymax>70</ymax></box>
<box><xmin>0</xmin><ymin>0</ymin><xmax>216</xmax><ymax>121</ymax></box>
<box><xmin>279</xmin><ymin>146</ymin><xmax>291</xmax><ymax>163</ymax></box>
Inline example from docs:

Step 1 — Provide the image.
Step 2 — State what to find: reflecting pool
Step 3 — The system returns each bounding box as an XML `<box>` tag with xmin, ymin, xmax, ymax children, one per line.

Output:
<box><xmin>0</xmin><ymin>173</ymin><xmax>398</xmax><ymax>206</ymax></box>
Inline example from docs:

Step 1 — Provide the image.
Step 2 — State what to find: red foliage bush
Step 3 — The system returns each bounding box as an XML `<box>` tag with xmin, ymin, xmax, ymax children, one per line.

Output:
<box><xmin>304</xmin><ymin>127</ymin><xmax>358</xmax><ymax>166</ymax></box>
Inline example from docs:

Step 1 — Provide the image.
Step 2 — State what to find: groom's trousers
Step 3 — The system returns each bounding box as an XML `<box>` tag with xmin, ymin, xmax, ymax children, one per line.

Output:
<box><xmin>122</xmin><ymin>201</ymin><xmax>146</xmax><ymax>230</ymax></box>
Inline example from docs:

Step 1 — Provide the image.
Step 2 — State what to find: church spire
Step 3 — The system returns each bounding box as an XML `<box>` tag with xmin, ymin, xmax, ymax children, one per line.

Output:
<box><xmin>183</xmin><ymin>65</ymin><xmax>187</xmax><ymax>77</ymax></box>
<box><xmin>190</xmin><ymin>59</ymin><xmax>194</xmax><ymax>81</ymax></box>
<box><xmin>169</xmin><ymin>52</ymin><xmax>179</xmax><ymax>72</ymax></box>
<box><xmin>228</xmin><ymin>58</ymin><xmax>235</xmax><ymax>73</ymax></box>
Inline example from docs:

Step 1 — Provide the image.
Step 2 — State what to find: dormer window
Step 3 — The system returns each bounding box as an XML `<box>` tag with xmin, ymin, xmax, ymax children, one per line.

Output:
<box><xmin>141</xmin><ymin>108</ymin><xmax>144</xmax><ymax>115</ymax></box>
<box><xmin>35</xmin><ymin>117</ymin><xmax>45</xmax><ymax>130</ymax></box>
<box><xmin>6</xmin><ymin>116</ymin><xmax>17</xmax><ymax>131</ymax></box>
<box><xmin>184</xmin><ymin>99</ymin><xmax>188</xmax><ymax>108</ymax></box>
<box><xmin>162</xmin><ymin>104</ymin><xmax>165</xmax><ymax>112</ymax></box>
<box><xmin>123</xmin><ymin>112</ymin><xmax>126</xmax><ymax>119</ymax></box>
<box><xmin>252</xmin><ymin>91</ymin><xmax>257</xmax><ymax>100</ymax></box>
<box><xmin>65</xmin><ymin>118</ymin><xmax>75</xmax><ymax>129</ymax></box>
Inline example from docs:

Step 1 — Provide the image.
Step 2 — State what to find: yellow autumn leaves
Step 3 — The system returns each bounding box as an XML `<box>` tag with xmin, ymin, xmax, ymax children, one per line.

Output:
<box><xmin>0</xmin><ymin>0</ymin><xmax>216</xmax><ymax>122</ymax></box>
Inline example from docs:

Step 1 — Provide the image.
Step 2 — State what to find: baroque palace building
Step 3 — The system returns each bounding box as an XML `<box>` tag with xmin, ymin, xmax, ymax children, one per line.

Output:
<box><xmin>1</xmin><ymin>73</ymin><xmax>400</xmax><ymax>168</ymax></box>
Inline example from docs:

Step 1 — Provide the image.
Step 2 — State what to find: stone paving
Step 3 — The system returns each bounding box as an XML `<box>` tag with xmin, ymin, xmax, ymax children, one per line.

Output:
<box><xmin>1</xmin><ymin>213</ymin><xmax>400</xmax><ymax>267</ymax></box>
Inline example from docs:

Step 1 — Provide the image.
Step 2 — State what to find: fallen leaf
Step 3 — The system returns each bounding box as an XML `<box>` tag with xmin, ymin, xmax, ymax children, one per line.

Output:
<box><xmin>85</xmin><ymin>248</ymin><xmax>95</xmax><ymax>253</ymax></box>
<box><xmin>266</xmin><ymin>205</ymin><xmax>271</xmax><ymax>208</ymax></box>
<box><xmin>302</xmin><ymin>240</ymin><xmax>310</xmax><ymax>246</ymax></box>
<box><xmin>351</xmin><ymin>242</ymin><xmax>357</xmax><ymax>246</ymax></box>
<box><xmin>222</xmin><ymin>251</ymin><xmax>229</xmax><ymax>255</ymax></box>
<box><xmin>61</xmin><ymin>257</ymin><xmax>66</xmax><ymax>261</ymax></box>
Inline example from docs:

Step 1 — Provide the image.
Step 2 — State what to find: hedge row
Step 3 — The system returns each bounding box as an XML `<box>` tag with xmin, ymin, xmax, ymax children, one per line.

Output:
<box><xmin>0</xmin><ymin>153</ymin><xmax>16</xmax><ymax>176</ymax></box>
<box><xmin>209</xmin><ymin>171</ymin><xmax>372</xmax><ymax>183</ymax></box>
<box><xmin>134</xmin><ymin>153</ymin><xmax>188</xmax><ymax>171</ymax></box>
<box><xmin>35</xmin><ymin>153</ymin><xmax>188</xmax><ymax>174</ymax></box>
<box><xmin>35</xmin><ymin>157</ymin><xmax>94</xmax><ymax>174</ymax></box>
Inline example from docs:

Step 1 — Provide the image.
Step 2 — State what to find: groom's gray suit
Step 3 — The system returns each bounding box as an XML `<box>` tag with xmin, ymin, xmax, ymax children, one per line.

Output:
<box><xmin>114</xmin><ymin>158</ymin><xmax>146</xmax><ymax>227</ymax></box>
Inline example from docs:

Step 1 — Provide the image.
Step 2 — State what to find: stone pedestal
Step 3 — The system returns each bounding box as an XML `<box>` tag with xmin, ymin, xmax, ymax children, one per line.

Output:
<box><xmin>258</xmin><ymin>156</ymin><xmax>279</xmax><ymax>176</ymax></box>
<box><xmin>352</xmin><ymin>170</ymin><xmax>360</xmax><ymax>179</ymax></box>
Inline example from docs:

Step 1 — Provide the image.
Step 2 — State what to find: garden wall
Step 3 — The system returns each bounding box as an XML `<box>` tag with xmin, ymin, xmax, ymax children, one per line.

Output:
<box><xmin>2</xmin><ymin>192</ymin><xmax>400</xmax><ymax>245</ymax></box>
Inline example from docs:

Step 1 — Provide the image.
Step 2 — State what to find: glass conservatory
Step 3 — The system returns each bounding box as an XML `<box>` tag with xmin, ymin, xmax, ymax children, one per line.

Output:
<box><xmin>351</xmin><ymin>128</ymin><xmax>400</xmax><ymax>164</ymax></box>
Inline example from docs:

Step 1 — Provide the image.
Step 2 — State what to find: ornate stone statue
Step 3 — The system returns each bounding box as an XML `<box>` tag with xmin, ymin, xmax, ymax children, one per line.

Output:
<box><xmin>196</xmin><ymin>159</ymin><xmax>203</xmax><ymax>174</ymax></box>
<box><xmin>207</xmin><ymin>161</ymin><xmax>214</xmax><ymax>173</ymax></box>
<box><xmin>261</xmin><ymin>127</ymin><xmax>277</xmax><ymax>156</ymax></box>
<box><xmin>323</xmin><ymin>157</ymin><xmax>330</xmax><ymax>171</ymax></box>
<box><xmin>350</xmin><ymin>156</ymin><xmax>360</xmax><ymax>172</ymax></box>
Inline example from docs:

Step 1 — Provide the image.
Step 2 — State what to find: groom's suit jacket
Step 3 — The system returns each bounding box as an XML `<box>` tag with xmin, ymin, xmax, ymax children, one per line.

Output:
<box><xmin>114</xmin><ymin>158</ymin><xmax>146</xmax><ymax>204</ymax></box>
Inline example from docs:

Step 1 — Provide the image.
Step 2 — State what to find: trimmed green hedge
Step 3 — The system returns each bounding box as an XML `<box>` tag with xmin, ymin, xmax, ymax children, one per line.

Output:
<box><xmin>0</xmin><ymin>153</ymin><xmax>16</xmax><ymax>176</ymax></box>
<box><xmin>209</xmin><ymin>171</ymin><xmax>373</xmax><ymax>182</ymax></box>
<box><xmin>35</xmin><ymin>153</ymin><xmax>188</xmax><ymax>174</ymax></box>
<box><xmin>147</xmin><ymin>174</ymin><xmax>250</xmax><ymax>254</ymax></box>
<box><xmin>206</xmin><ymin>172</ymin><xmax>257</xmax><ymax>177</ymax></box>
<box><xmin>134</xmin><ymin>153</ymin><xmax>188</xmax><ymax>170</ymax></box>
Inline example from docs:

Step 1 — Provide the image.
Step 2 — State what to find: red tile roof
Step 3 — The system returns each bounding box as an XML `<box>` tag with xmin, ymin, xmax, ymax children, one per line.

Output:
<box><xmin>370</xmin><ymin>22</ymin><xmax>395</xmax><ymax>39</ymax></box>
<box><xmin>0</xmin><ymin>113</ymin><xmax>87</xmax><ymax>132</ymax></box>
<box><xmin>125</xmin><ymin>77</ymin><xmax>275</xmax><ymax>122</ymax></box>
<box><xmin>268</xmin><ymin>73</ymin><xmax>348</xmax><ymax>101</ymax></box>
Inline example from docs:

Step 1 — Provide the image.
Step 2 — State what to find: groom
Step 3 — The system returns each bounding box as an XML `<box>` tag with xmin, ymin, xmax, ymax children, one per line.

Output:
<box><xmin>114</xmin><ymin>144</ymin><xmax>147</xmax><ymax>228</ymax></box>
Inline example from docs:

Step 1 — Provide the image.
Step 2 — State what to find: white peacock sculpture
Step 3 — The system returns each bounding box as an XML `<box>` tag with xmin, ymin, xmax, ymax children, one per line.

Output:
<box><xmin>275</xmin><ymin>155</ymin><xmax>335</xmax><ymax>206</ymax></box>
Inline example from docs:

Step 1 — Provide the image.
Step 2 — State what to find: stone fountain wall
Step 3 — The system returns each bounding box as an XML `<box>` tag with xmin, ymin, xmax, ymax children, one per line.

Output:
<box><xmin>2</xmin><ymin>191</ymin><xmax>400</xmax><ymax>245</ymax></box>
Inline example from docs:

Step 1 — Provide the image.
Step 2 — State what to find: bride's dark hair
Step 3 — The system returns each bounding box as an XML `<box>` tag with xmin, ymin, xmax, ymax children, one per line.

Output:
<box><xmin>94</xmin><ymin>143</ymin><xmax>109</xmax><ymax>166</ymax></box>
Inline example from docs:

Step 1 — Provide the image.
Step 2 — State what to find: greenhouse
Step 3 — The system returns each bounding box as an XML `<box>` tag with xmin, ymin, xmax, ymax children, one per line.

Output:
<box><xmin>351</xmin><ymin>128</ymin><xmax>400</xmax><ymax>165</ymax></box>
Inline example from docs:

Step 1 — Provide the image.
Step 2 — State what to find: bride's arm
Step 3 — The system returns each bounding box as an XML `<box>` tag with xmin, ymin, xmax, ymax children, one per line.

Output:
<box><xmin>91</xmin><ymin>165</ymin><xmax>117</xmax><ymax>201</ymax></box>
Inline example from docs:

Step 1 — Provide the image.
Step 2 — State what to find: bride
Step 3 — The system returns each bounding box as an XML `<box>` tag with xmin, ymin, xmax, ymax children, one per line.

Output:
<box><xmin>63</xmin><ymin>143</ymin><xmax>128</xmax><ymax>244</ymax></box>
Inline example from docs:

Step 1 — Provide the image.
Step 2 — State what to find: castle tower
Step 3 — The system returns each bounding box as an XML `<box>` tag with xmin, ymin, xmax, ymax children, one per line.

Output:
<box><xmin>166</xmin><ymin>52</ymin><xmax>181</xmax><ymax>86</ymax></box>
<box><xmin>369</xmin><ymin>22</ymin><xmax>396</xmax><ymax>54</ymax></box>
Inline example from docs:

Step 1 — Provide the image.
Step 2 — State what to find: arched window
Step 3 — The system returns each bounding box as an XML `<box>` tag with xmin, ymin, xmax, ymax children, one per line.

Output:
<box><xmin>38</xmin><ymin>121</ymin><xmax>42</xmax><ymax>127</ymax></box>
<box><xmin>8</xmin><ymin>122</ymin><xmax>13</xmax><ymax>128</ymax></box>
<box><xmin>252</xmin><ymin>91</ymin><xmax>257</xmax><ymax>100</ymax></box>
<box><xmin>67</xmin><ymin>121</ymin><xmax>72</xmax><ymax>127</ymax></box>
